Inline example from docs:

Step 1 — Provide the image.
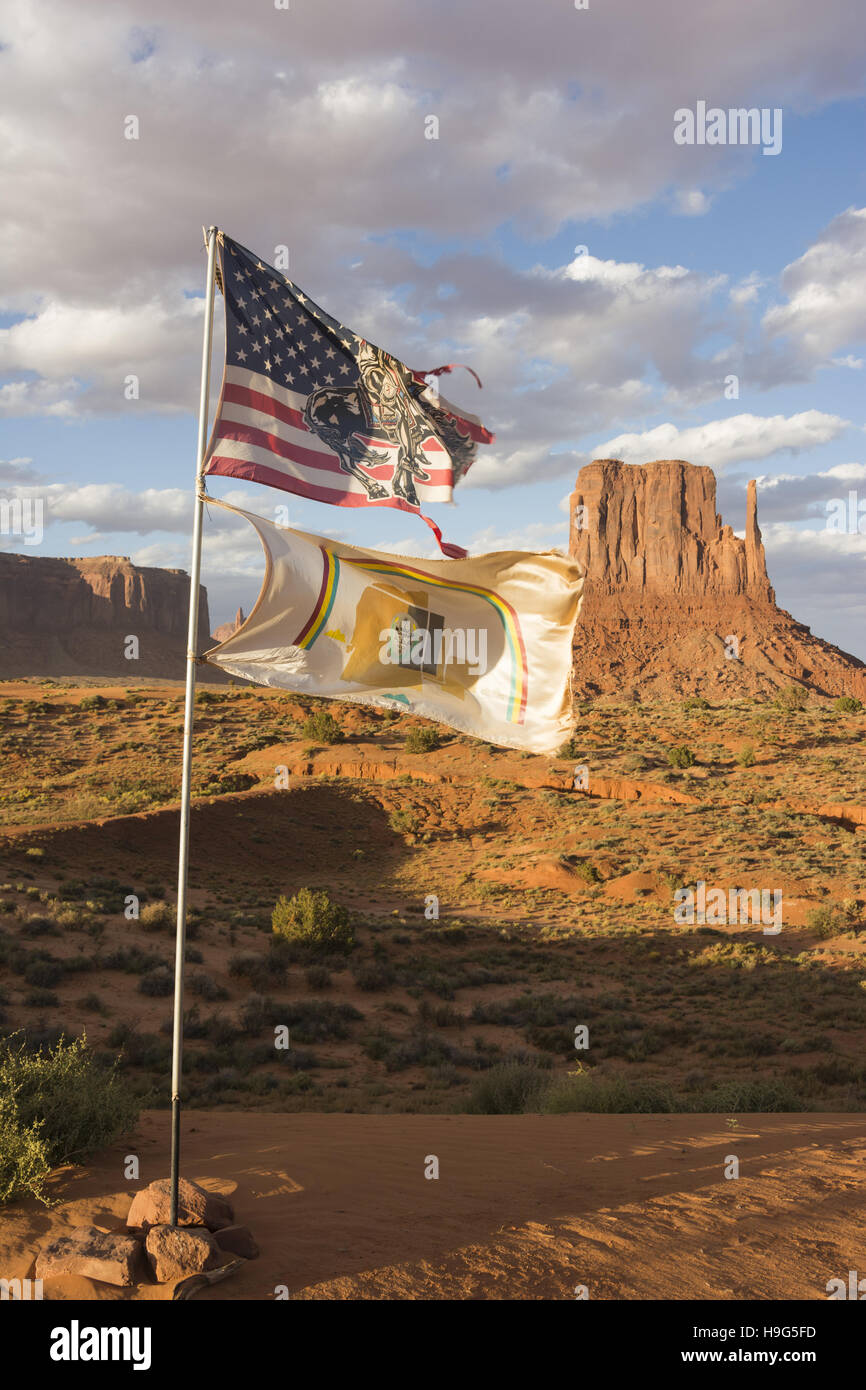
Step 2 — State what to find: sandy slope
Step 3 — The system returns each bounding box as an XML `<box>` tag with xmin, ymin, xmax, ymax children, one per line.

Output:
<box><xmin>1</xmin><ymin>1111</ymin><xmax>863</xmax><ymax>1301</ymax></box>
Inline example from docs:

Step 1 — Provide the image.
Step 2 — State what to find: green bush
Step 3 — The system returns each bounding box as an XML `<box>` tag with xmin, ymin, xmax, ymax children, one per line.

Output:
<box><xmin>683</xmin><ymin>696</ymin><xmax>710</xmax><ymax>711</ymax></box>
<box><xmin>806</xmin><ymin>904</ymin><xmax>845</xmax><ymax>939</ymax></box>
<box><xmin>301</xmin><ymin>710</ymin><xmax>344</xmax><ymax>744</ymax></box>
<box><xmin>0</xmin><ymin>1034</ymin><xmax>138</xmax><ymax>1205</ymax></box>
<box><xmin>833</xmin><ymin>695</ymin><xmax>863</xmax><ymax>714</ymax></box>
<box><xmin>667</xmin><ymin>745</ymin><xmax>695</xmax><ymax>769</ymax></box>
<box><xmin>465</xmin><ymin>1062</ymin><xmax>547</xmax><ymax>1114</ymax></box>
<box><xmin>271</xmin><ymin>888</ymin><xmax>354</xmax><ymax>954</ymax></box>
<box><xmin>389</xmin><ymin>808</ymin><xmax>419</xmax><ymax>835</ymax></box>
<box><xmin>405</xmin><ymin>726</ymin><xmax>441</xmax><ymax>754</ymax></box>
<box><xmin>737</xmin><ymin>744</ymin><xmax>756</xmax><ymax>768</ymax></box>
<box><xmin>541</xmin><ymin>1071</ymin><xmax>678</xmax><ymax>1113</ymax></box>
<box><xmin>557</xmin><ymin>737</ymin><xmax>580</xmax><ymax>760</ymax></box>
<box><xmin>137</xmin><ymin>966</ymin><xmax>174</xmax><ymax>996</ymax></box>
<box><xmin>775</xmin><ymin>683</ymin><xmax>808</xmax><ymax>712</ymax></box>
<box><xmin>139</xmin><ymin>901</ymin><xmax>174</xmax><ymax>932</ymax></box>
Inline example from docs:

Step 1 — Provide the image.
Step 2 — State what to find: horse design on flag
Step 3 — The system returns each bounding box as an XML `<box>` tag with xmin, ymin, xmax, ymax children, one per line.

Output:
<box><xmin>203</xmin><ymin>234</ymin><xmax>490</xmax><ymax>555</ymax></box>
<box><xmin>303</xmin><ymin>339</ymin><xmax>477</xmax><ymax>508</ymax></box>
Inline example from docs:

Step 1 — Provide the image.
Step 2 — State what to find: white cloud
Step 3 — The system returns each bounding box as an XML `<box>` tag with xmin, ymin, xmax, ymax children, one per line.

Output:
<box><xmin>761</xmin><ymin>207</ymin><xmax>866</xmax><ymax>368</ymax></box>
<box><xmin>591</xmin><ymin>410</ymin><xmax>850</xmax><ymax>475</ymax></box>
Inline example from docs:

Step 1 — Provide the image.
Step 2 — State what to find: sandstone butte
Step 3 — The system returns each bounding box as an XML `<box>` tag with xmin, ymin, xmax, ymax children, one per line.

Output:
<box><xmin>0</xmin><ymin>553</ymin><xmax>217</xmax><ymax>680</ymax></box>
<box><xmin>569</xmin><ymin>458</ymin><xmax>866</xmax><ymax>700</ymax></box>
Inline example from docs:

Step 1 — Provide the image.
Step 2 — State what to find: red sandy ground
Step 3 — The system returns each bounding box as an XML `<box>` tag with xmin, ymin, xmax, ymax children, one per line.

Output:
<box><xmin>1</xmin><ymin>1111</ymin><xmax>864</xmax><ymax>1300</ymax></box>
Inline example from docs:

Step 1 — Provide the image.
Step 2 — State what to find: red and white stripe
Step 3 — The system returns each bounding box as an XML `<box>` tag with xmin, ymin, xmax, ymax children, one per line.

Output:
<box><xmin>205</xmin><ymin>366</ymin><xmax>461</xmax><ymax>508</ymax></box>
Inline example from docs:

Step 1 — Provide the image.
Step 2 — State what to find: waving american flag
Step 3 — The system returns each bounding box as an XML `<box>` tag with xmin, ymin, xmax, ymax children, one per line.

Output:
<box><xmin>203</xmin><ymin>233</ymin><xmax>493</xmax><ymax>557</ymax></box>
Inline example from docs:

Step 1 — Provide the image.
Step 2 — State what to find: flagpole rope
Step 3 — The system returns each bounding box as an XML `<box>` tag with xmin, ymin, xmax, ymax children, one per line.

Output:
<box><xmin>169</xmin><ymin>224</ymin><xmax>219</xmax><ymax>1229</ymax></box>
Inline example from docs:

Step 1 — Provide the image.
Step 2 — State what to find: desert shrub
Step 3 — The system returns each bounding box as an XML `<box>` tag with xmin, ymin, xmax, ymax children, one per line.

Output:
<box><xmin>465</xmin><ymin>1062</ymin><xmax>547</xmax><ymax>1114</ymax></box>
<box><xmin>228</xmin><ymin>949</ymin><xmax>287</xmax><ymax>989</ymax></box>
<box><xmin>139</xmin><ymin>901</ymin><xmax>174</xmax><ymax>932</ymax></box>
<box><xmin>20</xmin><ymin>915</ymin><xmax>59</xmax><ymax>937</ymax></box>
<box><xmin>198</xmin><ymin>772</ymin><xmax>257</xmax><ymax>796</ymax></box>
<box><xmin>79</xmin><ymin>695</ymin><xmax>107</xmax><ymax>711</ymax></box>
<box><xmin>301</xmin><ymin>710</ymin><xmax>344</xmax><ymax>744</ymax></box>
<box><xmin>137</xmin><ymin>966</ymin><xmax>174</xmax><ymax>997</ymax></box>
<box><xmin>271</xmin><ymin>888</ymin><xmax>353</xmax><ymax>954</ymax></box>
<box><xmin>305</xmin><ymin>964</ymin><xmax>332</xmax><ymax>990</ymax></box>
<box><xmin>100</xmin><ymin>946</ymin><xmax>164</xmax><ymax>974</ymax></box>
<box><xmin>187</xmin><ymin>970</ymin><xmax>228</xmax><ymax>1000</ymax></box>
<box><xmin>23</xmin><ymin>959</ymin><xmax>64</xmax><ymax>988</ymax></box>
<box><xmin>280</xmin><ymin>999</ymin><xmax>362</xmax><ymax>1043</ymax></box>
<box><xmin>666</xmin><ymin>745</ymin><xmax>695</xmax><ymax>769</ymax></box>
<box><xmin>25</xmin><ymin>989</ymin><xmax>59</xmax><ymax>1008</ymax></box>
<box><xmin>236</xmin><ymin>993</ymin><xmax>276</xmax><ymax>1034</ymax></box>
<box><xmin>389</xmin><ymin>808</ymin><xmax>419</xmax><ymax>835</ymax></box>
<box><xmin>737</xmin><ymin>744</ymin><xmax>756</xmax><ymax>768</ymax></box>
<box><xmin>405</xmin><ymin>726</ymin><xmax>441</xmax><ymax>754</ymax></box>
<box><xmin>351</xmin><ymin>960</ymin><xmax>396</xmax><ymax>992</ymax></box>
<box><xmin>541</xmin><ymin>1071</ymin><xmax>678</xmax><ymax>1114</ymax></box>
<box><xmin>79</xmin><ymin>993</ymin><xmax>106</xmax><ymax>1013</ymax></box>
<box><xmin>806</xmin><ymin>905</ymin><xmax>845</xmax><ymax>939</ymax></box>
<box><xmin>690</xmin><ymin>1078</ymin><xmax>806</xmax><ymax>1113</ymax></box>
<box><xmin>775</xmin><ymin>683</ymin><xmax>808</xmax><ymax>712</ymax></box>
<box><xmin>833</xmin><ymin>695</ymin><xmax>863</xmax><ymax>714</ymax></box>
<box><xmin>570</xmin><ymin>858</ymin><xmax>600</xmax><ymax>884</ymax></box>
<box><xmin>683</xmin><ymin>696</ymin><xmax>710</xmax><ymax>711</ymax></box>
<box><xmin>0</xmin><ymin>1033</ymin><xmax>138</xmax><ymax>1205</ymax></box>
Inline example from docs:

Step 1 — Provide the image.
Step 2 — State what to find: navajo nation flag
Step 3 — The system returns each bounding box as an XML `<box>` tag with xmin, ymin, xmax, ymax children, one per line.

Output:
<box><xmin>203</xmin><ymin>234</ymin><xmax>493</xmax><ymax>557</ymax></box>
<box><xmin>205</xmin><ymin>500</ymin><xmax>583</xmax><ymax>755</ymax></box>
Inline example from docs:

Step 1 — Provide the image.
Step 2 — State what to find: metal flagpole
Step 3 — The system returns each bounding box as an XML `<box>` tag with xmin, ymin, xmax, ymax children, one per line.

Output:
<box><xmin>169</xmin><ymin>224</ymin><xmax>219</xmax><ymax>1227</ymax></box>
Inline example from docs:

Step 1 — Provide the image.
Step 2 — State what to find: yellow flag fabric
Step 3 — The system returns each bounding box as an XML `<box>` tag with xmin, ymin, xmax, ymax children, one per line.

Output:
<box><xmin>204</xmin><ymin>500</ymin><xmax>583</xmax><ymax>754</ymax></box>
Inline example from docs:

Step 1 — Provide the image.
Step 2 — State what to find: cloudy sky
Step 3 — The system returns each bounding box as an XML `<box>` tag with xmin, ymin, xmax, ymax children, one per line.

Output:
<box><xmin>2</xmin><ymin>0</ymin><xmax>865</xmax><ymax>655</ymax></box>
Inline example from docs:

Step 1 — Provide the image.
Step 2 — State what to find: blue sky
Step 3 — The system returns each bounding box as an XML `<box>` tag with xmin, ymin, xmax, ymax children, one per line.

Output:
<box><xmin>2</xmin><ymin>0</ymin><xmax>865</xmax><ymax>654</ymax></box>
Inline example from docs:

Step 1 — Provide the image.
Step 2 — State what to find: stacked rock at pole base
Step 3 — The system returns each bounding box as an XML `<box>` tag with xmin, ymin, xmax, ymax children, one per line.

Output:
<box><xmin>568</xmin><ymin>459</ymin><xmax>866</xmax><ymax>700</ymax></box>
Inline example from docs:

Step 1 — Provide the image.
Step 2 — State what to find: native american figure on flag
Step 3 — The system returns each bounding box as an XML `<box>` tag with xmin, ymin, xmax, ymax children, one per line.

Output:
<box><xmin>303</xmin><ymin>339</ymin><xmax>477</xmax><ymax>508</ymax></box>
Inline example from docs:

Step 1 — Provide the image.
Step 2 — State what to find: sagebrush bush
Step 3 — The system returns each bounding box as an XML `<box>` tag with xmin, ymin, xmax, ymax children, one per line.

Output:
<box><xmin>775</xmin><ymin>683</ymin><xmax>808</xmax><ymax>712</ymax></box>
<box><xmin>0</xmin><ymin>1033</ymin><xmax>138</xmax><ymax>1205</ymax></box>
<box><xmin>301</xmin><ymin>710</ymin><xmax>344</xmax><ymax>744</ymax></box>
<box><xmin>667</xmin><ymin>745</ymin><xmax>695</xmax><ymax>769</ymax></box>
<box><xmin>137</xmin><ymin>966</ymin><xmax>174</xmax><ymax>996</ymax></box>
<box><xmin>272</xmin><ymin>888</ymin><xmax>353</xmax><ymax>953</ymax></box>
<box><xmin>405</xmin><ymin>726</ymin><xmax>441</xmax><ymax>754</ymax></box>
<box><xmin>139</xmin><ymin>901</ymin><xmax>174</xmax><ymax>932</ymax></box>
<box><xmin>465</xmin><ymin>1062</ymin><xmax>547</xmax><ymax>1114</ymax></box>
<box><xmin>834</xmin><ymin>695</ymin><xmax>863</xmax><ymax>714</ymax></box>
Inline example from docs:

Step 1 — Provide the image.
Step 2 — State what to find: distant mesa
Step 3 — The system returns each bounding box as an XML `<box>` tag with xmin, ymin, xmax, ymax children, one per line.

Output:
<box><xmin>0</xmin><ymin>553</ymin><xmax>223</xmax><ymax>681</ymax></box>
<box><xmin>569</xmin><ymin>458</ymin><xmax>866</xmax><ymax>699</ymax></box>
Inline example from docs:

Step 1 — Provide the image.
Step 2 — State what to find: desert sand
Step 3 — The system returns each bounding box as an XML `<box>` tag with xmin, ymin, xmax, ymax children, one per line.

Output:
<box><xmin>2</xmin><ymin>1110</ymin><xmax>864</xmax><ymax>1300</ymax></box>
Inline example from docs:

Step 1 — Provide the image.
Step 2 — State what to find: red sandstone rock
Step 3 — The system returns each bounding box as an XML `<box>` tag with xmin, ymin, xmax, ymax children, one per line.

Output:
<box><xmin>0</xmin><ymin>552</ymin><xmax>221</xmax><ymax>679</ymax></box>
<box><xmin>213</xmin><ymin>606</ymin><xmax>246</xmax><ymax>644</ymax></box>
<box><xmin>126</xmin><ymin>1177</ymin><xmax>235</xmax><ymax>1233</ymax></box>
<box><xmin>568</xmin><ymin>459</ymin><xmax>866</xmax><ymax>700</ymax></box>
<box><xmin>145</xmin><ymin>1225</ymin><xmax>223</xmax><ymax>1283</ymax></box>
<box><xmin>35</xmin><ymin>1225</ymin><xmax>144</xmax><ymax>1286</ymax></box>
<box><xmin>214</xmin><ymin>1224</ymin><xmax>260</xmax><ymax>1259</ymax></box>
